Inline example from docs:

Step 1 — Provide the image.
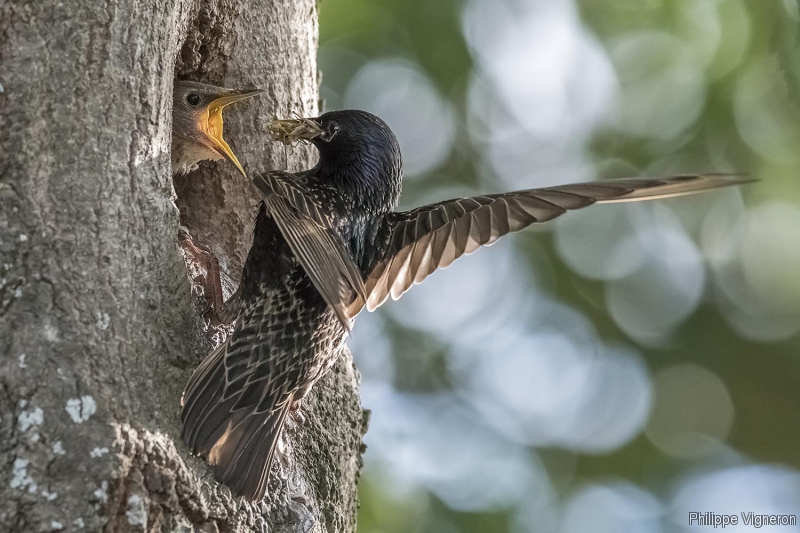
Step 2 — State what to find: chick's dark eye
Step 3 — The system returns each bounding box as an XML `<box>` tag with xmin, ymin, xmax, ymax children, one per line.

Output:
<box><xmin>329</xmin><ymin>122</ymin><xmax>340</xmax><ymax>135</ymax></box>
<box><xmin>186</xmin><ymin>93</ymin><xmax>201</xmax><ymax>106</ymax></box>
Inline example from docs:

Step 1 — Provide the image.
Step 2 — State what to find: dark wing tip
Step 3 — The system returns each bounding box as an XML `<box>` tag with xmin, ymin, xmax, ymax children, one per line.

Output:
<box><xmin>670</xmin><ymin>171</ymin><xmax>757</xmax><ymax>184</ymax></box>
<box><xmin>589</xmin><ymin>172</ymin><xmax>756</xmax><ymax>203</ymax></box>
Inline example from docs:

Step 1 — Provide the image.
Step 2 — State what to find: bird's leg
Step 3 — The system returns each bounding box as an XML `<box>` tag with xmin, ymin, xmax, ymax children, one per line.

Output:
<box><xmin>289</xmin><ymin>398</ymin><xmax>306</xmax><ymax>424</ymax></box>
<box><xmin>178</xmin><ymin>228</ymin><xmax>224</xmax><ymax>326</ymax></box>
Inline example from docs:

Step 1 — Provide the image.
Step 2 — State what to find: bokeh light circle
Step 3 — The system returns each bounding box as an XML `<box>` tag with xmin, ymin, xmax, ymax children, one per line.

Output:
<box><xmin>645</xmin><ymin>364</ymin><xmax>735</xmax><ymax>459</ymax></box>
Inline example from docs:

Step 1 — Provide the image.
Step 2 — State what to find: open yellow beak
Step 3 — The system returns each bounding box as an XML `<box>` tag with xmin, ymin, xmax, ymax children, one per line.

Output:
<box><xmin>204</xmin><ymin>90</ymin><xmax>265</xmax><ymax>177</ymax></box>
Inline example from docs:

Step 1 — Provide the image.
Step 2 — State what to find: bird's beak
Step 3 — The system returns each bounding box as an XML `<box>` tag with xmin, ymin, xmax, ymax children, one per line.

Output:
<box><xmin>268</xmin><ymin>117</ymin><xmax>323</xmax><ymax>146</ymax></box>
<box><xmin>204</xmin><ymin>89</ymin><xmax>265</xmax><ymax>177</ymax></box>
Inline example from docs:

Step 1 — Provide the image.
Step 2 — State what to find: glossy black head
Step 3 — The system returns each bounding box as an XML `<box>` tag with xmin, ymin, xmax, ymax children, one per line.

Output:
<box><xmin>269</xmin><ymin>110</ymin><xmax>403</xmax><ymax>208</ymax></box>
<box><xmin>313</xmin><ymin>110</ymin><xmax>397</xmax><ymax>149</ymax></box>
<box><xmin>319</xmin><ymin>110</ymin><xmax>403</xmax><ymax>209</ymax></box>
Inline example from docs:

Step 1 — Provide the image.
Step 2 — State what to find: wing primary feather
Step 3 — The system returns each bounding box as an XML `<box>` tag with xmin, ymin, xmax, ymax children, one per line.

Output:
<box><xmin>362</xmin><ymin>173</ymin><xmax>752</xmax><ymax>311</ymax></box>
<box><xmin>453</xmin><ymin>205</ymin><xmax>474</xmax><ymax>256</ymax></box>
<box><xmin>409</xmin><ymin>231</ymin><xmax>434</xmax><ymax>285</ymax></box>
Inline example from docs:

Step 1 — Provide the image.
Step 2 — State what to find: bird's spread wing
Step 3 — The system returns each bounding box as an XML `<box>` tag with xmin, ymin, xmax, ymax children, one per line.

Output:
<box><xmin>253</xmin><ymin>172</ymin><xmax>367</xmax><ymax>331</ymax></box>
<box><xmin>357</xmin><ymin>173</ymin><xmax>752</xmax><ymax>312</ymax></box>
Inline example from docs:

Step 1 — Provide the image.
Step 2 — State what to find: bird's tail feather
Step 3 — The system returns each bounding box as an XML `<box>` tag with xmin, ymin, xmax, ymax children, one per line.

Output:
<box><xmin>181</xmin><ymin>343</ymin><xmax>290</xmax><ymax>501</ymax></box>
<box><xmin>208</xmin><ymin>405</ymin><xmax>291</xmax><ymax>500</ymax></box>
<box><xmin>181</xmin><ymin>344</ymin><xmax>233</xmax><ymax>449</ymax></box>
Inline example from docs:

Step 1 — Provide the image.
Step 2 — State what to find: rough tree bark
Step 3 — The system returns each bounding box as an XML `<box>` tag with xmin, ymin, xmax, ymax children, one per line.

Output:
<box><xmin>0</xmin><ymin>0</ymin><xmax>367</xmax><ymax>531</ymax></box>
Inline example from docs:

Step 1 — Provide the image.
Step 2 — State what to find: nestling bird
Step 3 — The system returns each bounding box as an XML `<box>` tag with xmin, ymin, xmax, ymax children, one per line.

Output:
<box><xmin>171</xmin><ymin>81</ymin><xmax>264</xmax><ymax>308</ymax></box>
<box><xmin>180</xmin><ymin>109</ymin><xmax>753</xmax><ymax>501</ymax></box>
<box><xmin>172</xmin><ymin>80</ymin><xmax>264</xmax><ymax>176</ymax></box>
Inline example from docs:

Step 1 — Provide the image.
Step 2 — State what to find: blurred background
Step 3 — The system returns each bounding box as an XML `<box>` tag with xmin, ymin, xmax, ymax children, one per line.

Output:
<box><xmin>317</xmin><ymin>0</ymin><xmax>800</xmax><ymax>531</ymax></box>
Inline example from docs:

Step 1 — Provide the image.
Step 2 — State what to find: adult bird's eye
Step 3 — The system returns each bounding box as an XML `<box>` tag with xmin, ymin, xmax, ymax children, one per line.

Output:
<box><xmin>329</xmin><ymin>122</ymin><xmax>340</xmax><ymax>137</ymax></box>
<box><xmin>186</xmin><ymin>93</ymin><xmax>201</xmax><ymax>106</ymax></box>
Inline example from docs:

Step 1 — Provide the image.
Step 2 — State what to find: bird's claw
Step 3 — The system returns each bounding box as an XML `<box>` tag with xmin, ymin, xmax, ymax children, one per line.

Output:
<box><xmin>178</xmin><ymin>230</ymin><xmax>225</xmax><ymax>326</ymax></box>
<box><xmin>289</xmin><ymin>399</ymin><xmax>306</xmax><ymax>424</ymax></box>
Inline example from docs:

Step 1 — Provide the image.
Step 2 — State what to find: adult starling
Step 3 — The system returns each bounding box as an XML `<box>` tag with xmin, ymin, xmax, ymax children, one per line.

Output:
<box><xmin>171</xmin><ymin>80</ymin><xmax>264</xmax><ymax>176</ymax></box>
<box><xmin>181</xmin><ymin>110</ymin><xmax>753</xmax><ymax>501</ymax></box>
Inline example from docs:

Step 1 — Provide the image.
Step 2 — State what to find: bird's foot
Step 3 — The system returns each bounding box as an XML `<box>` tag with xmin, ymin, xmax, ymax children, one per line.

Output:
<box><xmin>178</xmin><ymin>229</ymin><xmax>224</xmax><ymax>327</ymax></box>
<box><xmin>289</xmin><ymin>399</ymin><xmax>306</xmax><ymax>424</ymax></box>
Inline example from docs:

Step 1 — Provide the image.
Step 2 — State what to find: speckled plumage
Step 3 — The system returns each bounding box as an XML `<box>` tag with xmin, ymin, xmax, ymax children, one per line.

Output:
<box><xmin>180</xmin><ymin>109</ymin><xmax>752</xmax><ymax>502</ymax></box>
<box><xmin>181</xmin><ymin>207</ymin><xmax>349</xmax><ymax>498</ymax></box>
<box><xmin>181</xmin><ymin>111</ymin><xmax>402</xmax><ymax>501</ymax></box>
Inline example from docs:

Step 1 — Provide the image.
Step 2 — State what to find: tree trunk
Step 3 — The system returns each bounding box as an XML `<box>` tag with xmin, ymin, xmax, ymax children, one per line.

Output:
<box><xmin>0</xmin><ymin>1</ymin><xmax>366</xmax><ymax>531</ymax></box>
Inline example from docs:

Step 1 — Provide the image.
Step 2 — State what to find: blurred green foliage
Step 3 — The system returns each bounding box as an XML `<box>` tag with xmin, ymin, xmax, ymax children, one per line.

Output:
<box><xmin>319</xmin><ymin>1</ymin><xmax>800</xmax><ymax>531</ymax></box>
